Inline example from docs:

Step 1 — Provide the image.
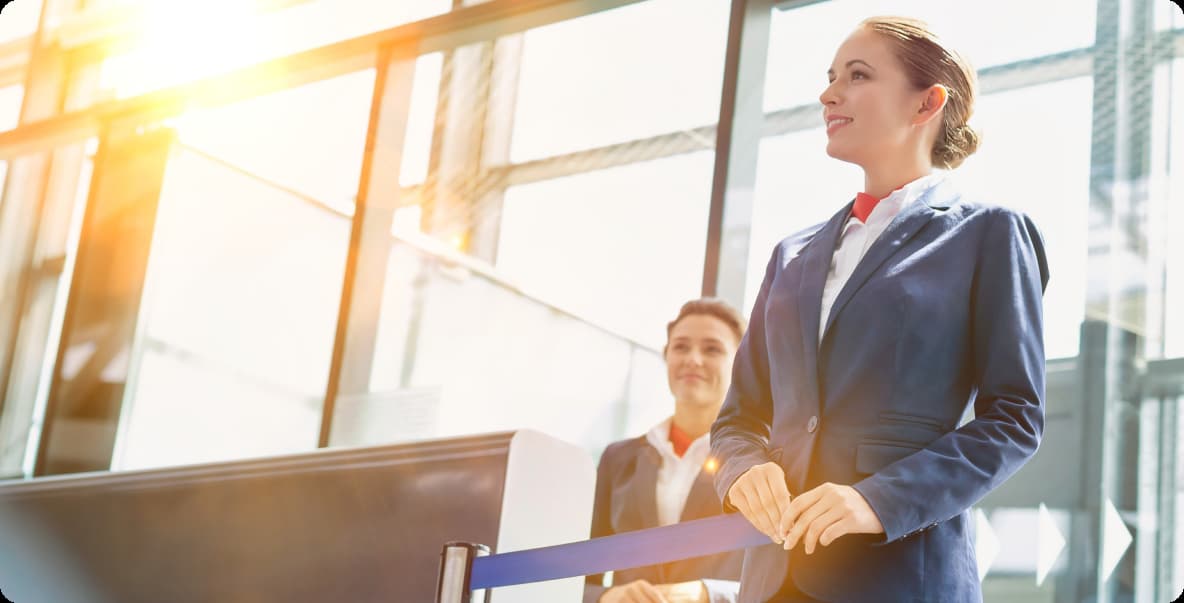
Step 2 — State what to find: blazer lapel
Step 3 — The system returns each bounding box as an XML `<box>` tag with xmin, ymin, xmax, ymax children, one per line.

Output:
<box><xmin>820</xmin><ymin>184</ymin><xmax>950</xmax><ymax>341</ymax></box>
<box><xmin>797</xmin><ymin>203</ymin><xmax>854</xmax><ymax>406</ymax></box>
<box><xmin>615</xmin><ymin>445</ymin><xmax>663</xmax><ymax>528</ymax></box>
<box><xmin>679</xmin><ymin>465</ymin><xmax>722</xmax><ymax>522</ymax></box>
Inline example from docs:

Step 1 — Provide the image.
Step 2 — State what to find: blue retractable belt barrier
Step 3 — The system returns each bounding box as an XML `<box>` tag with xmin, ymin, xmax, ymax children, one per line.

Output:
<box><xmin>469</xmin><ymin>513</ymin><xmax>769</xmax><ymax>590</ymax></box>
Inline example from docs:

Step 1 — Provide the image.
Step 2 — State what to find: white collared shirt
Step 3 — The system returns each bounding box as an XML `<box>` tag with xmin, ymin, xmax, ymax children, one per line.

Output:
<box><xmin>818</xmin><ymin>172</ymin><xmax>947</xmax><ymax>345</ymax></box>
<box><xmin>644</xmin><ymin>417</ymin><xmax>712</xmax><ymax>527</ymax></box>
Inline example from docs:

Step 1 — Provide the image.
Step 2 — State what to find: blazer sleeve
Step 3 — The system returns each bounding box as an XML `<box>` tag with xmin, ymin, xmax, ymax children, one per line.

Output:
<box><xmin>583</xmin><ymin>445</ymin><xmax>618</xmax><ymax>603</ymax></box>
<box><xmin>852</xmin><ymin>207</ymin><xmax>1051</xmax><ymax>543</ymax></box>
<box><xmin>710</xmin><ymin>245</ymin><xmax>782</xmax><ymax>509</ymax></box>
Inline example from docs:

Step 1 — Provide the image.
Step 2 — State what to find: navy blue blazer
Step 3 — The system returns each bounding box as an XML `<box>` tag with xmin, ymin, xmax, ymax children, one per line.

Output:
<box><xmin>585</xmin><ymin>436</ymin><xmax>743</xmax><ymax>603</ymax></box>
<box><xmin>710</xmin><ymin>178</ymin><xmax>1049</xmax><ymax>603</ymax></box>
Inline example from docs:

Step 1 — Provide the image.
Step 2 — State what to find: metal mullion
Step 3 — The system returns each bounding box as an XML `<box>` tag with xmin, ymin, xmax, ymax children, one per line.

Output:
<box><xmin>702</xmin><ymin>0</ymin><xmax>774</xmax><ymax>304</ymax></box>
<box><xmin>318</xmin><ymin>44</ymin><xmax>419</xmax><ymax>448</ymax></box>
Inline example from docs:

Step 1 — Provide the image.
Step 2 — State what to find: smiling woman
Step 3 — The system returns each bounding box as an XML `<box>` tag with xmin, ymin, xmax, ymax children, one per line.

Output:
<box><xmin>585</xmin><ymin>298</ymin><xmax>747</xmax><ymax>603</ymax></box>
<box><xmin>713</xmin><ymin>15</ymin><xmax>1050</xmax><ymax>603</ymax></box>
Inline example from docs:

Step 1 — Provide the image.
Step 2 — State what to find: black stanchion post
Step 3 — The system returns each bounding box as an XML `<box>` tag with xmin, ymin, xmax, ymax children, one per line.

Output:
<box><xmin>435</xmin><ymin>541</ymin><xmax>490</xmax><ymax>603</ymax></box>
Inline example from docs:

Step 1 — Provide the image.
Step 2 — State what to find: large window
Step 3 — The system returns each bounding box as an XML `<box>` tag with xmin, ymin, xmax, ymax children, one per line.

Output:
<box><xmin>334</xmin><ymin>0</ymin><xmax>729</xmax><ymax>459</ymax></box>
<box><xmin>111</xmin><ymin>72</ymin><xmax>373</xmax><ymax>470</ymax></box>
<box><xmin>498</xmin><ymin>152</ymin><xmax>715</xmax><ymax>348</ymax></box>
<box><xmin>510</xmin><ymin>0</ymin><xmax>728</xmax><ymax>160</ymax></box>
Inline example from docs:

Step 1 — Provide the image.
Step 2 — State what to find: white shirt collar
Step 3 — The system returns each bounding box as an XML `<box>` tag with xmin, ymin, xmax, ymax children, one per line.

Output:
<box><xmin>853</xmin><ymin>171</ymin><xmax>947</xmax><ymax>228</ymax></box>
<box><xmin>644</xmin><ymin>416</ymin><xmax>710</xmax><ymax>463</ymax></box>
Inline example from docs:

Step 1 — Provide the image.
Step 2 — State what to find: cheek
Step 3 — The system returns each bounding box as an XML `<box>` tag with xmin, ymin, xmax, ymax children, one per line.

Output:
<box><xmin>718</xmin><ymin>360</ymin><xmax>736</xmax><ymax>385</ymax></box>
<box><xmin>710</xmin><ymin>360</ymin><xmax>733</xmax><ymax>384</ymax></box>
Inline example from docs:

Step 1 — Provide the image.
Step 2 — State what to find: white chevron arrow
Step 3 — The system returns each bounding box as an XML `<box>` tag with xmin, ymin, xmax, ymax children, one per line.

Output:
<box><xmin>1101</xmin><ymin>498</ymin><xmax>1133</xmax><ymax>582</ymax></box>
<box><xmin>974</xmin><ymin>508</ymin><xmax>999</xmax><ymax>581</ymax></box>
<box><xmin>1037</xmin><ymin>503</ymin><xmax>1066</xmax><ymax>586</ymax></box>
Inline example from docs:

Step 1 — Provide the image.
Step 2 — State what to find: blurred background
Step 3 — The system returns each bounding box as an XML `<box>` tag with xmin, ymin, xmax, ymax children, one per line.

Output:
<box><xmin>0</xmin><ymin>0</ymin><xmax>1180</xmax><ymax>601</ymax></box>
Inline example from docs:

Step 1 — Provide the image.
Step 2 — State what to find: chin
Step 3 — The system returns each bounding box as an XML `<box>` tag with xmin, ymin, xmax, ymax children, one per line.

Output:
<box><xmin>681</xmin><ymin>395</ymin><xmax>722</xmax><ymax>410</ymax></box>
<box><xmin>825</xmin><ymin>143</ymin><xmax>860</xmax><ymax>165</ymax></box>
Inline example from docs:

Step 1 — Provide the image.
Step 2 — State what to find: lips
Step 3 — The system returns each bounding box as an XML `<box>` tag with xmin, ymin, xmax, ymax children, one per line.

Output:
<box><xmin>825</xmin><ymin>114</ymin><xmax>852</xmax><ymax>135</ymax></box>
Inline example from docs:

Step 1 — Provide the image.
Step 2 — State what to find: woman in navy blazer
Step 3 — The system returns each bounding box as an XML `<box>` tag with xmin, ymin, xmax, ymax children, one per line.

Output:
<box><xmin>710</xmin><ymin>17</ymin><xmax>1050</xmax><ymax>603</ymax></box>
<box><xmin>586</xmin><ymin>299</ymin><xmax>747</xmax><ymax>603</ymax></box>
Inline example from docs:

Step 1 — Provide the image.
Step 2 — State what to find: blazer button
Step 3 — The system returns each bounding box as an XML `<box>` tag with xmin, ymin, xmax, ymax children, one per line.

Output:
<box><xmin>807</xmin><ymin>416</ymin><xmax>819</xmax><ymax>433</ymax></box>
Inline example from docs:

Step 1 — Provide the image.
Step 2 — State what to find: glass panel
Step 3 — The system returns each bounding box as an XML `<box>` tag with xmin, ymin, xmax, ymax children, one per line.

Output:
<box><xmin>349</xmin><ymin>237</ymin><xmax>667</xmax><ymax>456</ymax></box>
<box><xmin>1156</xmin><ymin>1</ymin><xmax>1184</xmax><ymax>31</ymax></box>
<box><xmin>399</xmin><ymin>52</ymin><xmax>443</xmax><ymax>187</ymax></box>
<box><xmin>498</xmin><ymin>151</ymin><xmax>715</xmax><ymax>349</ymax></box>
<box><xmin>0</xmin><ymin>143</ymin><xmax>95</xmax><ymax>479</ymax></box>
<box><xmin>1166</xmin><ymin>58</ymin><xmax>1184</xmax><ymax>359</ymax></box>
<box><xmin>111</xmin><ymin>73</ymin><xmax>372</xmax><ymax>470</ymax></box>
<box><xmin>0</xmin><ymin>84</ymin><xmax>22</xmax><ymax>193</ymax></box>
<box><xmin>114</xmin><ymin>147</ymin><xmax>349</xmax><ymax>470</ymax></box>
<box><xmin>170</xmin><ymin>69</ymin><xmax>375</xmax><ymax>211</ymax></box>
<box><xmin>0</xmin><ymin>85</ymin><xmax>22</xmax><ymax>131</ymax></box>
<box><xmin>510</xmin><ymin>0</ymin><xmax>729</xmax><ymax>161</ymax></box>
<box><xmin>764</xmin><ymin>0</ymin><xmax>1096</xmax><ymax>112</ymax></box>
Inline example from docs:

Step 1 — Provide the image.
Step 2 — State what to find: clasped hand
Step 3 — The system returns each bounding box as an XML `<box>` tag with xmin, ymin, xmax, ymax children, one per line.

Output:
<box><xmin>725</xmin><ymin>462</ymin><xmax>884</xmax><ymax>553</ymax></box>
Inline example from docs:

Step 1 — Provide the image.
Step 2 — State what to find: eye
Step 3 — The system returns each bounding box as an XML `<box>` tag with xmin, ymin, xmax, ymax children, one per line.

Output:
<box><xmin>672</xmin><ymin>343</ymin><xmax>690</xmax><ymax>352</ymax></box>
<box><xmin>851</xmin><ymin>70</ymin><xmax>869</xmax><ymax>80</ymax></box>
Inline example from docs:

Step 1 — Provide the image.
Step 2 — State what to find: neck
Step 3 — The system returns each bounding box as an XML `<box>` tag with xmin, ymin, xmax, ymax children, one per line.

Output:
<box><xmin>672</xmin><ymin>403</ymin><xmax>718</xmax><ymax>440</ymax></box>
<box><xmin>862</xmin><ymin>153</ymin><xmax>933</xmax><ymax>199</ymax></box>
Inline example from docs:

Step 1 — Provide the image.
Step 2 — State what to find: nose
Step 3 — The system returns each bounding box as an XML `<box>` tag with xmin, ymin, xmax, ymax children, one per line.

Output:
<box><xmin>819</xmin><ymin>80</ymin><xmax>839</xmax><ymax>106</ymax></box>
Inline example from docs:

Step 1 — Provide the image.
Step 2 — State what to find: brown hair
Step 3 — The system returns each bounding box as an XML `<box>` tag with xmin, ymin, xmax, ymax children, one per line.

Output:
<box><xmin>861</xmin><ymin>16</ymin><xmax>980</xmax><ymax>169</ymax></box>
<box><xmin>665</xmin><ymin>297</ymin><xmax>746</xmax><ymax>348</ymax></box>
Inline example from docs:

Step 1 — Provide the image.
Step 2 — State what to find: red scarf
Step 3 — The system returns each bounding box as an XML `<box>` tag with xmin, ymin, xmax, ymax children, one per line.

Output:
<box><xmin>669</xmin><ymin>422</ymin><xmax>694</xmax><ymax>458</ymax></box>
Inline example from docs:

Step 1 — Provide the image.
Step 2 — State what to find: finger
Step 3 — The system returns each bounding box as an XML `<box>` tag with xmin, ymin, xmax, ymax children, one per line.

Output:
<box><xmin>728</xmin><ymin>476</ymin><xmax>767</xmax><ymax>536</ymax></box>
<box><xmin>615</xmin><ymin>581</ymin><xmax>654</xmax><ymax>603</ymax></box>
<box><xmin>731</xmin><ymin>487</ymin><xmax>775</xmax><ymax>542</ymax></box>
<box><xmin>781</xmin><ymin>484</ymin><xmax>825</xmax><ymax>539</ymax></box>
<box><xmin>750</xmin><ymin>474</ymin><xmax>786</xmax><ymax>543</ymax></box>
<box><xmin>783</xmin><ymin>496</ymin><xmax>828</xmax><ymax>551</ymax></box>
<box><xmin>744</xmin><ymin>483</ymin><xmax>781</xmax><ymax>542</ymax></box>
<box><xmin>634</xmin><ymin>580</ymin><xmax>668</xmax><ymax>603</ymax></box>
<box><xmin>602</xmin><ymin>586</ymin><xmax>624</xmax><ymax>603</ymax></box>
<box><xmin>804</xmin><ymin>507</ymin><xmax>845</xmax><ymax>555</ymax></box>
<box><xmin>764</xmin><ymin>466</ymin><xmax>793</xmax><ymax>520</ymax></box>
<box><xmin>818</xmin><ymin>516</ymin><xmax>854</xmax><ymax>548</ymax></box>
<box><xmin>784</xmin><ymin>488</ymin><xmax>833</xmax><ymax>550</ymax></box>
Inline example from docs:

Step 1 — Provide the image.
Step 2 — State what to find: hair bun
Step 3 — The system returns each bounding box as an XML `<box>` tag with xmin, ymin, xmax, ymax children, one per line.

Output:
<box><xmin>936</xmin><ymin>123</ymin><xmax>980</xmax><ymax>169</ymax></box>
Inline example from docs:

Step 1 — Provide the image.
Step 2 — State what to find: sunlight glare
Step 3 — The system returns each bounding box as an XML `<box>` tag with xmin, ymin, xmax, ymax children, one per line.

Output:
<box><xmin>103</xmin><ymin>0</ymin><xmax>273</xmax><ymax>99</ymax></box>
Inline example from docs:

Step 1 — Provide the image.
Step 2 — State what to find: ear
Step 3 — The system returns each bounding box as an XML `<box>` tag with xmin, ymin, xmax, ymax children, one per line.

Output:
<box><xmin>914</xmin><ymin>84</ymin><xmax>948</xmax><ymax>126</ymax></box>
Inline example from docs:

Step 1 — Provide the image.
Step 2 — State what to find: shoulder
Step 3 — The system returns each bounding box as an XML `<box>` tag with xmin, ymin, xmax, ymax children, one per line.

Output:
<box><xmin>934</xmin><ymin>188</ymin><xmax>1044</xmax><ymax>241</ymax></box>
<box><xmin>767</xmin><ymin>218</ymin><xmax>830</xmax><ymax>266</ymax></box>
<box><xmin>938</xmin><ymin>193</ymin><xmax>1050</xmax><ymax>284</ymax></box>
<box><xmin>598</xmin><ymin>436</ymin><xmax>651</xmax><ymax>468</ymax></box>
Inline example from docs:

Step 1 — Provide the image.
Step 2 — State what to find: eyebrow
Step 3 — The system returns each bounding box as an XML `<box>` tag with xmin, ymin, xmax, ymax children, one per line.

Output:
<box><xmin>827</xmin><ymin>59</ymin><xmax>876</xmax><ymax>77</ymax></box>
<box><xmin>670</xmin><ymin>336</ymin><xmax>727</xmax><ymax>346</ymax></box>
